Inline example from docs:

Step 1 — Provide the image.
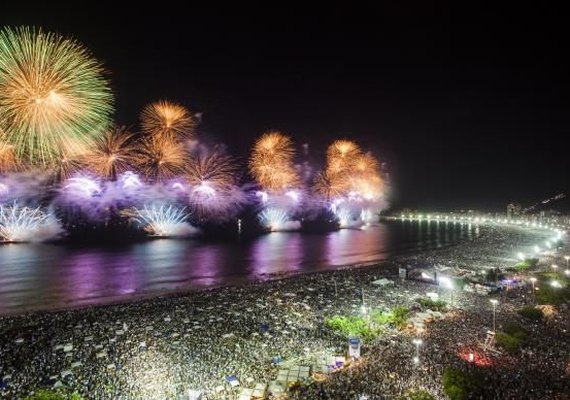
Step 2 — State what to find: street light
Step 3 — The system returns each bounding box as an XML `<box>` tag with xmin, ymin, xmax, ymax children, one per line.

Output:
<box><xmin>412</xmin><ymin>338</ymin><xmax>422</xmax><ymax>364</ymax></box>
<box><xmin>529</xmin><ymin>277</ymin><xmax>537</xmax><ymax>305</ymax></box>
<box><xmin>564</xmin><ymin>255</ymin><xmax>569</xmax><ymax>268</ymax></box>
<box><xmin>490</xmin><ymin>299</ymin><xmax>498</xmax><ymax>334</ymax></box>
<box><xmin>439</xmin><ymin>276</ymin><xmax>454</xmax><ymax>306</ymax></box>
<box><xmin>551</xmin><ymin>280</ymin><xmax>561</xmax><ymax>288</ymax></box>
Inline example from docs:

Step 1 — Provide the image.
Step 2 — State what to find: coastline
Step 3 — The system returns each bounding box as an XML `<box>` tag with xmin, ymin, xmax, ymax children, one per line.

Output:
<box><xmin>0</xmin><ymin>222</ymin><xmax>564</xmax><ymax>399</ymax></box>
<box><xmin>0</xmin><ymin>220</ymin><xmax>497</xmax><ymax>318</ymax></box>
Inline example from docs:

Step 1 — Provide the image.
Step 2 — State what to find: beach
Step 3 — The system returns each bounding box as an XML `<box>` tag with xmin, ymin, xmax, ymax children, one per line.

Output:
<box><xmin>1</xmin><ymin>223</ymin><xmax>568</xmax><ymax>399</ymax></box>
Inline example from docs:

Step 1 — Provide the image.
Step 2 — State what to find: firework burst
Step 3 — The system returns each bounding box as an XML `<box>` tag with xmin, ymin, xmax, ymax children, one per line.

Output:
<box><xmin>249</xmin><ymin>131</ymin><xmax>301</xmax><ymax>193</ymax></box>
<box><xmin>185</xmin><ymin>151</ymin><xmax>246</xmax><ymax>221</ymax></box>
<box><xmin>140</xmin><ymin>100</ymin><xmax>195</xmax><ymax>141</ymax></box>
<box><xmin>258</xmin><ymin>207</ymin><xmax>301</xmax><ymax>232</ymax></box>
<box><xmin>137</xmin><ymin>137</ymin><xmax>188</xmax><ymax>182</ymax></box>
<box><xmin>86</xmin><ymin>126</ymin><xmax>138</xmax><ymax>180</ymax></box>
<box><xmin>0</xmin><ymin>140</ymin><xmax>18</xmax><ymax>173</ymax></box>
<box><xmin>126</xmin><ymin>203</ymin><xmax>195</xmax><ymax>237</ymax></box>
<box><xmin>0</xmin><ymin>202</ymin><xmax>63</xmax><ymax>242</ymax></box>
<box><xmin>0</xmin><ymin>26</ymin><xmax>113</xmax><ymax>168</ymax></box>
<box><xmin>187</xmin><ymin>151</ymin><xmax>238</xmax><ymax>193</ymax></box>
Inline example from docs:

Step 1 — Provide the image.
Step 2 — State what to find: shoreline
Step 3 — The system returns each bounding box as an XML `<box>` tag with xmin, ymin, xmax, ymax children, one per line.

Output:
<box><xmin>0</xmin><ymin>222</ymin><xmax>565</xmax><ymax>399</ymax></box>
<box><xmin>0</xmin><ymin>220</ymin><xmax>493</xmax><ymax>318</ymax></box>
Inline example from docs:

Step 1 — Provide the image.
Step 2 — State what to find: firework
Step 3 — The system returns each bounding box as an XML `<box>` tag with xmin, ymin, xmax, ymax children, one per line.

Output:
<box><xmin>257</xmin><ymin>207</ymin><xmax>301</xmax><ymax>231</ymax></box>
<box><xmin>126</xmin><ymin>203</ymin><xmax>195</xmax><ymax>237</ymax></box>
<box><xmin>186</xmin><ymin>151</ymin><xmax>237</xmax><ymax>192</ymax></box>
<box><xmin>137</xmin><ymin>137</ymin><xmax>188</xmax><ymax>182</ymax></box>
<box><xmin>360</xmin><ymin>208</ymin><xmax>377</xmax><ymax>224</ymax></box>
<box><xmin>0</xmin><ymin>202</ymin><xmax>63</xmax><ymax>242</ymax></box>
<box><xmin>51</xmin><ymin>151</ymin><xmax>86</xmax><ymax>183</ymax></box>
<box><xmin>0</xmin><ymin>140</ymin><xmax>18</xmax><ymax>173</ymax></box>
<box><xmin>0</xmin><ymin>26</ymin><xmax>113</xmax><ymax>168</ymax></box>
<box><xmin>314</xmin><ymin>140</ymin><xmax>361</xmax><ymax>200</ymax></box>
<box><xmin>185</xmin><ymin>151</ymin><xmax>246</xmax><ymax>221</ymax></box>
<box><xmin>258</xmin><ymin>207</ymin><xmax>290</xmax><ymax>231</ymax></box>
<box><xmin>249</xmin><ymin>131</ymin><xmax>301</xmax><ymax>193</ymax></box>
<box><xmin>140</xmin><ymin>100</ymin><xmax>194</xmax><ymax>141</ymax></box>
<box><xmin>86</xmin><ymin>126</ymin><xmax>138</xmax><ymax>180</ymax></box>
<box><xmin>335</xmin><ymin>207</ymin><xmax>353</xmax><ymax>228</ymax></box>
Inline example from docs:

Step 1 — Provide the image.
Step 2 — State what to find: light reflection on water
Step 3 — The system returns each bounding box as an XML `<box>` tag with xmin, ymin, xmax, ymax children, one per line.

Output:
<box><xmin>0</xmin><ymin>220</ymin><xmax>479</xmax><ymax>315</ymax></box>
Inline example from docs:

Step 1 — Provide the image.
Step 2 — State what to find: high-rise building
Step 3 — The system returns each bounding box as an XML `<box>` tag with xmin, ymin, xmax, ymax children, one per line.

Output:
<box><xmin>506</xmin><ymin>202</ymin><xmax>521</xmax><ymax>218</ymax></box>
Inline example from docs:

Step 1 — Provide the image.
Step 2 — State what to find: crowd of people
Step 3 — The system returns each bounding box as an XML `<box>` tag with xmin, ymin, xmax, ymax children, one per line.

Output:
<box><xmin>0</xmin><ymin>223</ymin><xmax>568</xmax><ymax>399</ymax></box>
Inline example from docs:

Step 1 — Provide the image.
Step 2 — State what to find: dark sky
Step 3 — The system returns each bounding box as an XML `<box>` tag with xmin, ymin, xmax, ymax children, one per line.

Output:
<box><xmin>2</xmin><ymin>2</ymin><xmax>569</xmax><ymax>211</ymax></box>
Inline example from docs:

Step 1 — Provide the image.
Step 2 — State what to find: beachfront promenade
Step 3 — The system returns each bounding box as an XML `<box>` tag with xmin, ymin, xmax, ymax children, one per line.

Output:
<box><xmin>1</xmin><ymin>221</ymin><xmax>569</xmax><ymax>399</ymax></box>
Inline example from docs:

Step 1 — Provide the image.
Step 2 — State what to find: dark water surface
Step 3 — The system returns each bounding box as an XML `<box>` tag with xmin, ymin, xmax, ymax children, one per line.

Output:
<box><xmin>0</xmin><ymin>220</ymin><xmax>480</xmax><ymax>315</ymax></box>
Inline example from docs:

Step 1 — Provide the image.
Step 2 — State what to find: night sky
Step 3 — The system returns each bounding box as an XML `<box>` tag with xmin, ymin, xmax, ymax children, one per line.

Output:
<box><xmin>2</xmin><ymin>2</ymin><xmax>568</xmax><ymax>212</ymax></box>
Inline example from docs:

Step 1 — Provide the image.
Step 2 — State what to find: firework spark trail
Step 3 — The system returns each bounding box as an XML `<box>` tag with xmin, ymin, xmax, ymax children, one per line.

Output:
<box><xmin>86</xmin><ymin>126</ymin><xmax>138</xmax><ymax>180</ymax></box>
<box><xmin>127</xmin><ymin>203</ymin><xmax>196</xmax><ymax>237</ymax></box>
<box><xmin>0</xmin><ymin>26</ymin><xmax>113</xmax><ymax>168</ymax></box>
<box><xmin>0</xmin><ymin>202</ymin><xmax>63</xmax><ymax>242</ymax></box>
<box><xmin>140</xmin><ymin>100</ymin><xmax>195</xmax><ymax>141</ymax></box>
<box><xmin>249</xmin><ymin>131</ymin><xmax>301</xmax><ymax>193</ymax></box>
<box><xmin>0</xmin><ymin>140</ymin><xmax>18</xmax><ymax>173</ymax></box>
<box><xmin>315</xmin><ymin>140</ymin><xmax>362</xmax><ymax>200</ymax></box>
<box><xmin>184</xmin><ymin>150</ymin><xmax>247</xmax><ymax>221</ymax></box>
<box><xmin>186</xmin><ymin>151</ymin><xmax>237</xmax><ymax>191</ymax></box>
<box><xmin>258</xmin><ymin>207</ymin><xmax>301</xmax><ymax>232</ymax></box>
<box><xmin>137</xmin><ymin>136</ymin><xmax>188</xmax><ymax>182</ymax></box>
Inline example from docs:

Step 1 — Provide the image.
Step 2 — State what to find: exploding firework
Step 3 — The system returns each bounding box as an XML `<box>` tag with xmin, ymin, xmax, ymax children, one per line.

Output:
<box><xmin>360</xmin><ymin>208</ymin><xmax>376</xmax><ymax>224</ymax></box>
<box><xmin>0</xmin><ymin>202</ymin><xmax>63</xmax><ymax>242</ymax></box>
<box><xmin>258</xmin><ymin>207</ymin><xmax>301</xmax><ymax>232</ymax></box>
<box><xmin>0</xmin><ymin>26</ymin><xmax>113</xmax><ymax>168</ymax></box>
<box><xmin>86</xmin><ymin>126</ymin><xmax>138</xmax><ymax>180</ymax></box>
<box><xmin>0</xmin><ymin>140</ymin><xmax>18</xmax><ymax>173</ymax></box>
<box><xmin>126</xmin><ymin>203</ymin><xmax>195</xmax><ymax>237</ymax></box>
<box><xmin>186</xmin><ymin>151</ymin><xmax>237</xmax><ymax>192</ymax></box>
<box><xmin>249</xmin><ymin>131</ymin><xmax>301</xmax><ymax>193</ymax></box>
<box><xmin>185</xmin><ymin>151</ymin><xmax>246</xmax><ymax>221</ymax></box>
<box><xmin>140</xmin><ymin>100</ymin><xmax>195</xmax><ymax>141</ymax></box>
<box><xmin>137</xmin><ymin>137</ymin><xmax>188</xmax><ymax>182</ymax></box>
<box><xmin>51</xmin><ymin>147</ymin><xmax>86</xmax><ymax>183</ymax></box>
<box><xmin>335</xmin><ymin>207</ymin><xmax>353</xmax><ymax>228</ymax></box>
<box><xmin>315</xmin><ymin>140</ymin><xmax>362</xmax><ymax>199</ymax></box>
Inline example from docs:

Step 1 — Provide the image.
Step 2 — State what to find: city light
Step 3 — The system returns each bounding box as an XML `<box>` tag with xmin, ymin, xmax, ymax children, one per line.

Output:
<box><xmin>490</xmin><ymin>299</ymin><xmax>498</xmax><ymax>334</ymax></box>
